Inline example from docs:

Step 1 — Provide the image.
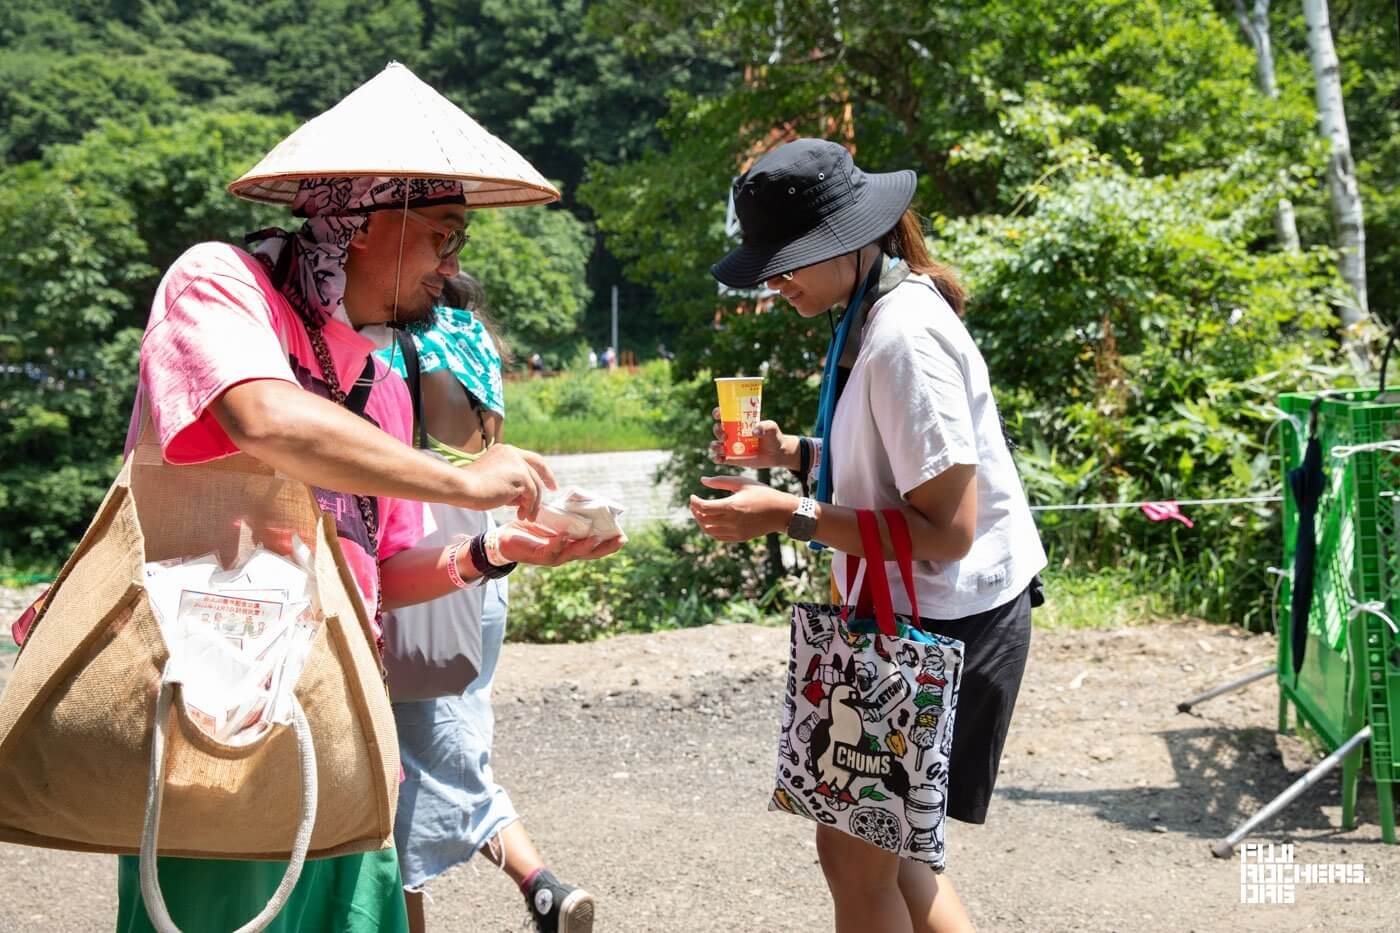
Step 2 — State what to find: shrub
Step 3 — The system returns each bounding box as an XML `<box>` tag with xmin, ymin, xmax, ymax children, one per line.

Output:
<box><xmin>505</xmin><ymin>522</ymin><xmax>812</xmax><ymax>642</ymax></box>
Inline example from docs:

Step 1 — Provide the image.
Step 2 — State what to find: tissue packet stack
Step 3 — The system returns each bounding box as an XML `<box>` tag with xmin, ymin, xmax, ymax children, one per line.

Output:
<box><xmin>144</xmin><ymin>541</ymin><xmax>320</xmax><ymax>746</ymax></box>
<box><xmin>536</xmin><ymin>487</ymin><xmax>626</xmax><ymax>540</ymax></box>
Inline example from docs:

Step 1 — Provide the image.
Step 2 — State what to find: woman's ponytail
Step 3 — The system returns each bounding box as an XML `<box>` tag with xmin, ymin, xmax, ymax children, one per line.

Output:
<box><xmin>879</xmin><ymin>210</ymin><xmax>966</xmax><ymax>317</ymax></box>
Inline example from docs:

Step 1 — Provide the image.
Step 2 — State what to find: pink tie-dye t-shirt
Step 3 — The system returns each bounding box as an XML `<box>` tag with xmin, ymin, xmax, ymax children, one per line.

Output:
<box><xmin>126</xmin><ymin>241</ymin><xmax>423</xmax><ymax>624</ymax></box>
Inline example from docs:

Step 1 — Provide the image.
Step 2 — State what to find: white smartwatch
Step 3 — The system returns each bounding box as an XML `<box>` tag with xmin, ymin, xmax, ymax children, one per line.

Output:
<box><xmin>786</xmin><ymin>496</ymin><xmax>819</xmax><ymax>541</ymax></box>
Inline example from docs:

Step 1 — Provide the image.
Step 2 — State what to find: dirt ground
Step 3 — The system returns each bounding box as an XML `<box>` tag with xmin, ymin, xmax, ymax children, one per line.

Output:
<box><xmin>0</xmin><ymin>583</ymin><xmax>1396</xmax><ymax>932</ymax></box>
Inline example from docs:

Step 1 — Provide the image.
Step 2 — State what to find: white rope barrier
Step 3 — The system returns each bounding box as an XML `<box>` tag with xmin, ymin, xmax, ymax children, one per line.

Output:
<box><xmin>1330</xmin><ymin>439</ymin><xmax>1400</xmax><ymax>460</ymax></box>
<box><xmin>1029</xmin><ymin>495</ymin><xmax>1282</xmax><ymax>513</ymax></box>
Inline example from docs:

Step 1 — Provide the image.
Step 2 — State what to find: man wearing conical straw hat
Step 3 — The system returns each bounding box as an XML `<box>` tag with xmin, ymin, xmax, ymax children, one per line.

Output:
<box><xmin>116</xmin><ymin>63</ymin><xmax>623</xmax><ymax>933</ymax></box>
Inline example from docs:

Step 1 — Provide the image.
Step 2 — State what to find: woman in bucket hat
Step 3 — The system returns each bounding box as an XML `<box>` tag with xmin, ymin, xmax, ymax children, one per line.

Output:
<box><xmin>691</xmin><ymin>138</ymin><xmax>1046</xmax><ymax>932</ymax></box>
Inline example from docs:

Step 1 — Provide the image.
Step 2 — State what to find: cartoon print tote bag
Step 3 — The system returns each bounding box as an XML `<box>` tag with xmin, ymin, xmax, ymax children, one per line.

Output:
<box><xmin>772</xmin><ymin>509</ymin><xmax>964</xmax><ymax>869</ymax></box>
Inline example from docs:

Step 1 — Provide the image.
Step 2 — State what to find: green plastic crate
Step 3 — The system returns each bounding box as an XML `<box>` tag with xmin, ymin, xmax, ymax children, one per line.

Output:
<box><xmin>1277</xmin><ymin>389</ymin><xmax>1399</xmax><ymax>843</ymax></box>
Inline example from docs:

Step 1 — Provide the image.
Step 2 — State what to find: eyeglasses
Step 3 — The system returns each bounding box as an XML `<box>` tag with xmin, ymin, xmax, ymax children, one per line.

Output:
<box><xmin>403</xmin><ymin>209</ymin><xmax>470</xmax><ymax>259</ymax></box>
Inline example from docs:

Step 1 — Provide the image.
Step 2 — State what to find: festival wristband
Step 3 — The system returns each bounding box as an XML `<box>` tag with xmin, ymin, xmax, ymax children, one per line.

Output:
<box><xmin>485</xmin><ymin>527</ymin><xmax>508</xmax><ymax>567</ymax></box>
<box><xmin>445</xmin><ymin>535</ymin><xmax>481</xmax><ymax>590</ymax></box>
<box><xmin>469</xmin><ymin>530</ymin><xmax>518</xmax><ymax>580</ymax></box>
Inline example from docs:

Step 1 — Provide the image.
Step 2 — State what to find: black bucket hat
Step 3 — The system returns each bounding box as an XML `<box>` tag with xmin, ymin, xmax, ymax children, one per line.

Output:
<box><xmin>711</xmin><ymin>138</ymin><xmax>916</xmax><ymax>289</ymax></box>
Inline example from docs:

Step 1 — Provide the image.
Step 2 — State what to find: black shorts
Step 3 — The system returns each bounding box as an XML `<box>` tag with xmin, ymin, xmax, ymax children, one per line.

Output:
<box><xmin>914</xmin><ymin>577</ymin><xmax>1039</xmax><ymax>825</ymax></box>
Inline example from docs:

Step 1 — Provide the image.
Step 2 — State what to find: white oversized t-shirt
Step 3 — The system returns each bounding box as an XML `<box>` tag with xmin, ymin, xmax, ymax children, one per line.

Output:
<box><xmin>829</xmin><ymin>270</ymin><xmax>1046</xmax><ymax>619</ymax></box>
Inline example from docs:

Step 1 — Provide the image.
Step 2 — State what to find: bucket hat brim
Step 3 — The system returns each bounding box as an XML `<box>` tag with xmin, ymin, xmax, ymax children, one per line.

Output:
<box><xmin>229</xmin><ymin>62</ymin><xmax>559</xmax><ymax>209</ymax></box>
<box><xmin>711</xmin><ymin>168</ymin><xmax>916</xmax><ymax>289</ymax></box>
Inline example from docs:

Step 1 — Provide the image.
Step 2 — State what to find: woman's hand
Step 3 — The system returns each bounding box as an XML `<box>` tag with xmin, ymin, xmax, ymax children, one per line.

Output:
<box><xmin>497</xmin><ymin>520</ymin><xmax>626</xmax><ymax>567</ymax></box>
<box><xmin>708</xmin><ymin>408</ymin><xmax>797</xmax><ymax>470</ymax></box>
<box><xmin>689</xmin><ymin>475</ymin><xmax>796</xmax><ymax>542</ymax></box>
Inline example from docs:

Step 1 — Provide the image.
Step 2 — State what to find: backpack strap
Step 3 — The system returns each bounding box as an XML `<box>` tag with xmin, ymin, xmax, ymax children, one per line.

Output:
<box><xmin>393</xmin><ymin>329</ymin><xmax>427</xmax><ymax>449</ymax></box>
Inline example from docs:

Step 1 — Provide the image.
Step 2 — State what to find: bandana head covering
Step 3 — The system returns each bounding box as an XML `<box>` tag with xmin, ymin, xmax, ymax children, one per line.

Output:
<box><xmin>375</xmin><ymin>305</ymin><xmax>505</xmax><ymax>416</ymax></box>
<box><xmin>246</xmin><ymin>176</ymin><xmax>465</xmax><ymax>329</ymax></box>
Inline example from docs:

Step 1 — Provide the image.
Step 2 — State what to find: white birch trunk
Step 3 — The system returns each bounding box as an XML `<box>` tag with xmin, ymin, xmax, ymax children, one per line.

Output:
<box><xmin>1302</xmin><ymin>0</ymin><xmax>1370</xmax><ymax>345</ymax></box>
<box><xmin>1233</xmin><ymin>0</ymin><xmax>1300</xmax><ymax>252</ymax></box>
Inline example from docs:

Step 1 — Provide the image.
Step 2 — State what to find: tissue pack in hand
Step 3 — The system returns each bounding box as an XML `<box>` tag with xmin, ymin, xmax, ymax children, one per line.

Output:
<box><xmin>536</xmin><ymin>488</ymin><xmax>625</xmax><ymax>540</ymax></box>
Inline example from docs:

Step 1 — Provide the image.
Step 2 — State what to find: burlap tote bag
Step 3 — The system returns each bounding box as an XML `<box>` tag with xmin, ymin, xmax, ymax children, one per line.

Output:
<box><xmin>0</xmin><ymin>426</ymin><xmax>399</xmax><ymax>923</ymax></box>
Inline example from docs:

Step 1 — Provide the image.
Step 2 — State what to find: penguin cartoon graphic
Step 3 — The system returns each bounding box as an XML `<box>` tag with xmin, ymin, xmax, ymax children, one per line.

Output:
<box><xmin>808</xmin><ymin>684</ymin><xmax>865</xmax><ymax>807</ymax></box>
<box><xmin>808</xmin><ymin>684</ymin><xmax>912</xmax><ymax>807</ymax></box>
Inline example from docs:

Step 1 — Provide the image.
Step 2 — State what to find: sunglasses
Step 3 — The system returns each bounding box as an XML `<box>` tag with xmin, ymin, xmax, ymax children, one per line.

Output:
<box><xmin>403</xmin><ymin>209</ymin><xmax>470</xmax><ymax>259</ymax></box>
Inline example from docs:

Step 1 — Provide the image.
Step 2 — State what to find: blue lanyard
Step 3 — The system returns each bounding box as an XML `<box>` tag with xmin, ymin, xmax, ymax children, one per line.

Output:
<box><xmin>809</xmin><ymin>261</ymin><xmax>883</xmax><ymax>549</ymax></box>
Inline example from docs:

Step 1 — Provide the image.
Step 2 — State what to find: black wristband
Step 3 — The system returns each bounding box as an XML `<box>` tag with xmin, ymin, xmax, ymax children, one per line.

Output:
<box><xmin>797</xmin><ymin>437</ymin><xmax>812</xmax><ymax>497</ymax></box>
<box><xmin>468</xmin><ymin>533</ymin><xmax>517</xmax><ymax>579</ymax></box>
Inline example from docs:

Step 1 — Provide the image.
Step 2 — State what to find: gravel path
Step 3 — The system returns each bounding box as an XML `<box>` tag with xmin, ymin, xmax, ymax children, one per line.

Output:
<box><xmin>1</xmin><ymin>610</ymin><xmax>1396</xmax><ymax>932</ymax></box>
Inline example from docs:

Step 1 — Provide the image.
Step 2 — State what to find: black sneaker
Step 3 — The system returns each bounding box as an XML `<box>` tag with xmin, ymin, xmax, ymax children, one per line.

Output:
<box><xmin>525</xmin><ymin>869</ymin><xmax>595</xmax><ymax>933</ymax></box>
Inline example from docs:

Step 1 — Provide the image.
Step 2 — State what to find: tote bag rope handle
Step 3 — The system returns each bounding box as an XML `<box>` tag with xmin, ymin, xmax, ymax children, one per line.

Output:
<box><xmin>842</xmin><ymin>509</ymin><xmax>921</xmax><ymax>636</ymax></box>
<box><xmin>139</xmin><ymin>681</ymin><xmax>319</xmax><ymax>933</ymax></box>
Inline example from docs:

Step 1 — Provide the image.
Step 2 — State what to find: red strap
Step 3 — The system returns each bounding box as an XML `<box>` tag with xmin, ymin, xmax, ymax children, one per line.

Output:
<box><xmin>10</xmin><ymin>586</ymin><xmax>49</xmax><ymax>648</ymax></box>
<box><xmin>855</xmin><ymin>510</ymin><xmax>898</xmax><ymax>636</ymax></box>
<box><xmin>842</xmin><ymin>549</ymin><xmax>860</xmax><ymax>623</ymax></box>
<box><xmin>881</xmin><ymin>509</ymin><xmax>920</xmax><ymax>624</ymax></box>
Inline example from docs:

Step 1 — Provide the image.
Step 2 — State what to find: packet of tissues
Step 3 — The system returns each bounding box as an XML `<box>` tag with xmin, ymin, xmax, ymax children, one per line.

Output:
<box><xmin>535</xmin><ymin>487</ymin><xmax>625</xmax><ymax>540</ymax></box>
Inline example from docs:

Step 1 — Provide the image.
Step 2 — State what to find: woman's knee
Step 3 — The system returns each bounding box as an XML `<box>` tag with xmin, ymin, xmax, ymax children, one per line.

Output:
<box><xmin>815</xmin><ymin>824</ymin><xmax>901</xmax><ymax>892</ymax></box>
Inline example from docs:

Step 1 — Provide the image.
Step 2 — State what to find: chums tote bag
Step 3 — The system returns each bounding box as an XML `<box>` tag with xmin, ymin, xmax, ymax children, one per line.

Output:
<box><xmin>772</xmin><ymin>509</ymin><xmax>964</xmax><ymax>869</ymax></box>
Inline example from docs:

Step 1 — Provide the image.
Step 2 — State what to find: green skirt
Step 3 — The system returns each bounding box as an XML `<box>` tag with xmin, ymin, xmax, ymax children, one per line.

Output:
<box><xmin>115</xmin><ymin>851</ymin><xmax>408</xmax><ymax>933</ymax></box>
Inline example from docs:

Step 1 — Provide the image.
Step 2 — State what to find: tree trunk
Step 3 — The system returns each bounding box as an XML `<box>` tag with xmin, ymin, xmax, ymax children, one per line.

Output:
<box><xmin>1302</xmin><ymin>0</ymin><xmax>1370</xmax><ymax>364</ymax></box>
<box><xmin>1233</xmin><ymin>0</ymin><xmax>1301</xmax><ymax>252</ymax></box>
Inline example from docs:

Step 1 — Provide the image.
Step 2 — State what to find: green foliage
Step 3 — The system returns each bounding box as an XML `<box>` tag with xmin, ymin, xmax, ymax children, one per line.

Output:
<box><xmin>0</xmin><ymin>1</ymin><xmax>719</xmax><ymax>565</ymax></box>
<box><xmin>582</xmin><ymin>0</ymin><xmax>1390</xmax><ymax>628</ymax></box>
<box><xmin>506</xmin><ymin>521</ymin><xmax>806</xmax><ymax>642</ymax></box>
<box><xmin>459</xmin><ymin>205</ymin><xmax>593</xmax><ymax>350</ymax></box>
<box><xmin>944</xmin><ymin>149</ymin><xmax>1344</xmax><ymax>627</ymax></box>
<box><xmin>422</xmin><ymin>0</ymin><xmax>731</xmax><ymax>205</ymax></box>
<box><xmin>2</xmin><ymin>0</ymin><xmax>1398</xmax><ymax>637</ymax></box>
<box><xmin>503</xmin><ymin>361</ymin><xmax>671</xmax><ymax>453</ymax></box>
<box><xmin>0</xmin><ymin>111</ymin><xmax>289</xmax><ymax>563</ymax></box>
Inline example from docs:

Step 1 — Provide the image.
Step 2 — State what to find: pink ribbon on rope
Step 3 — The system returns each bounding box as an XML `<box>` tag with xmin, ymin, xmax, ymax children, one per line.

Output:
<box><xmin>1140</xmin><ymin>501</ymin><xmax>1194</xmax><ymax>528</ymax></box>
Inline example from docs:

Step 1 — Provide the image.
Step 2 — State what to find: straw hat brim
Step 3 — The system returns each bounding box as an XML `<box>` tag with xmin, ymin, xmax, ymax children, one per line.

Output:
<box><xmin>229</xmin><ymin>63</ymin><xmax>560</xmax><ymax>209</ymax></box>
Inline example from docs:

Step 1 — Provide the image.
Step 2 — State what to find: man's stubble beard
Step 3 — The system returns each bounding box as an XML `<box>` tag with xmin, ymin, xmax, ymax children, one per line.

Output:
<box><xmin>393</xmin><ymin>300</ymin><xmax>438</xmax><ymax>328</ymax></box>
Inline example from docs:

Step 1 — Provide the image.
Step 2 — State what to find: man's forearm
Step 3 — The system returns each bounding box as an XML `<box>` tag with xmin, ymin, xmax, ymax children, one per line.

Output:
<box><xmin>212</xmin><ymin>379</ymin><xmax>474</xmax><ymax>506</ymax></box>
<box><xmin>380</xmin><ymin>543</ymin><xmax>481</xmax><ymax>610</ymax></box>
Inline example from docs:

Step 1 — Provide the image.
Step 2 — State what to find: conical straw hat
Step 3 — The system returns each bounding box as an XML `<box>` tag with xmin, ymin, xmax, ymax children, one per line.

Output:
<box><xmin>229</xmin><ymin>62</ymin><xmax>559</xmax><ymax>209</ymax></box>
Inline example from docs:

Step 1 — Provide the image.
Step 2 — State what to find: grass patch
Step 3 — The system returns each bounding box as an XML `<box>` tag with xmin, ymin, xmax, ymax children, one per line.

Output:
<box><xmin>1034</xmin><ymin>568</ymin><xmax>1172</xmax><ymax>630</ymax></box>
<box><xmin>0</xmin><ymin>568</ymin><xmax>57</xmax><ymax>589</ymax></box>
<box><xmin>503</xmin><ymin>361</ymin><xmax>671</xmax><ymax>455</ymax></box>
<box><xmin>504</xmin><ymin>417</ymin><xmax>664</xmax><ymax>454</ymax></box>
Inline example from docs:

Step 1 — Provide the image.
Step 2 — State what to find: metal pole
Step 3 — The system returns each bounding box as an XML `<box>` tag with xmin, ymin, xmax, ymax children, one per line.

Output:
<box><xmin>1176</xmin><ymin>666</ymin><xmax>1277</xmax><ymax>713</ymax></box>
<box><xmin>1210</xmin><ymin>725</ymin><xmax>1372</xmax><ymax>858</ymax></box>
<box><xmin>611</xmin><ymin>285</ymin><xmax>619</xmax><ymax>361</ymax></box>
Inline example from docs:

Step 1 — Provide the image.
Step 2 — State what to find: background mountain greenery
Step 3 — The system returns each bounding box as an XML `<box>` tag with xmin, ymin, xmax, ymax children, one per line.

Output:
<box><xmin>1</xmin><ymin>0</ymin><xmax>1396</xmax><ymax>630</ymax></box>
